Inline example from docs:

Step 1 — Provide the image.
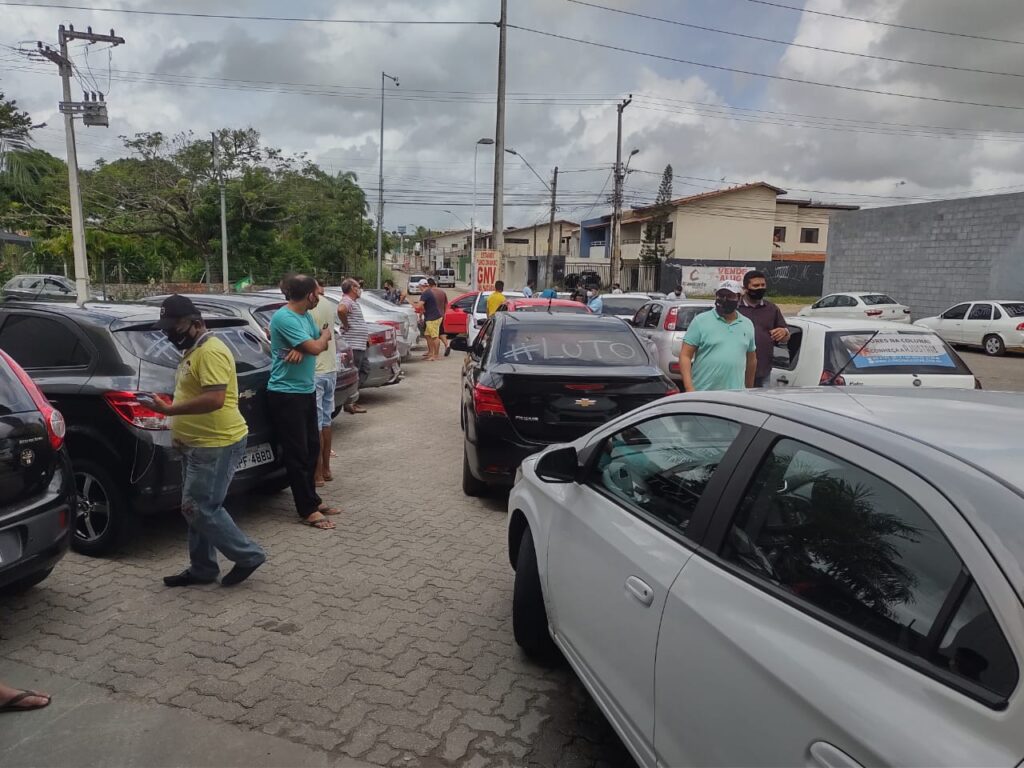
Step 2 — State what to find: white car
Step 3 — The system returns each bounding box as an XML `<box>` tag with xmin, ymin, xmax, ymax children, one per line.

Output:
<box><xmin>914</xmin><ymin>300</ymin><xmax>1024</xmax><ymax>356</ymax></box>
<box><xmin>508</xmin><ymin>388</ymin><xmax>1024</xmax><ymax>768</ymax></box>
<box><xmin>769</xmin><ymin>317</ymin><xmax>977</xmax><ymax>389</ymax></box>
<box><xmin>597</xmin><ymin>293</ymin><xmax>654</xmax><ymax>322</ymax></box>
<box><xmin>407</xmin><ymin>274</ymin><xmax>428</xmax><ymax>295</ymax></box>
<box><xmin>799</xmin><ymin>292</ymin><xmax>911</xmax><ymax>323</ymax></box>
<box><xmin>435</xmin><ymin>267</ymin><xmax>457</xmax><ymax>288</ymax></box>
<box><xmin>466</xmin><ymin>290</ymin><xmax>525</xmax><ymax>345</ymax></box>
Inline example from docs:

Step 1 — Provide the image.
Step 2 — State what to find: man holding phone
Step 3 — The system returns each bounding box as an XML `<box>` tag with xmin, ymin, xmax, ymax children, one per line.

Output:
<box><xmin>148</xmin><ymin>295</ymin><xmax>266</xmax><ymax>587</ymax></box>
<box><xmin>268</xmin><ymin>275</ymin><xmax>338</xmax><ymax>530</ymax></box>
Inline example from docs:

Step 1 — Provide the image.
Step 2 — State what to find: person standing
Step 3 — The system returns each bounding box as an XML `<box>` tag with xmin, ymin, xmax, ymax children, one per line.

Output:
<box><xmin>737</xmin><ymin>269</ymin><xmax>790</xmax><ymax>388</ymax></box>
<box><xmin>587</xmin><ymin>288</ymin><xmax>604</xmax><ymax>314</ymax></box>
<box><xmin>611</xmin><ymin>283</ymin><xmax>623</xmax><ymax>294</ymax></box>
<box><xmin>337</xmin><ymin>277</ymin><xmax>370</xmax><ymax>414</ymax></box>
<box><xmin>539</xmin><ymin>287</ymin><xmax>557</xmax><ymax>299</ymax></box>
<box><xmin>149</xmin><ymin>295</ymin><xmax>267</xmax><ymax>585</ymax></box>
<box><xmin>417</xmin><ymin>277</ymin><xmax>449</xmax><ymax>361</ymax></box>
<box><xmin>311</xmin><ymin>279</ymin><xmax>338</xmax><ymax>486</ymax></box>
<box><xmin>679</xmin><ymin>280</ymin><xmax>756</xmax><ymax>392</ymax></box>
<box><xmin>522</xmin><ymin>280</ymin><xmax>535</xmax><ymax>298</ymax></box>
<box><xmin>486</xmin><ymin>280</ymin><xmax>506</xmax><ymax>317</ymax></box>
<box><xmin>667</xmin><ymin>284</ymin><xmax>687</xmax><ymax>300</ymax></box>
<box><xmin>267</xmin><ymin>276</ymin><xmax>338</xmax><ymax>530</ymax></box>
<box><xmin>382</xmin><ymin>279</ymin><xmax>404</xmax><ymax>305</ymax></box>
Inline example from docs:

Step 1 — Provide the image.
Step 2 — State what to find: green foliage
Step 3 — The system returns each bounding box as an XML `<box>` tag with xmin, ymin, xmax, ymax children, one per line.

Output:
<box><xmin>640</xmin><ymin>164</ymin><xmax>674</xmax><ymax>264</ymax></box>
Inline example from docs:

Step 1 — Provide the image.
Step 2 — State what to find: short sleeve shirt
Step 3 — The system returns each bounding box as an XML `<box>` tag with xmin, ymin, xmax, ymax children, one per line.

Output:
<box><xmin>310</xmin><ymin>299</ymin><xmax>338</xmax><ymax>375</ymax></box>
<box><xmin>683</xmin><ymin>310</ymin><xmax>756</xmax><ymax>391</ymax></box>
<box><xmin>269</xmin><ymin>306</ymin><xmax>319</xmax><ymax>394</ymax></box>
<box><xmin>171</xmin><ymin>336</ymin><xmax>248</xmax><ymax>447</ymax></box>
<box><xmin>486</xmin><ymin>291</ymin><xmax>506</xmax><ymax>317</ymax></box>
<box><xmin>421</xmin><ymin>288</ymin><xmax>444</xmax><ymax>321</ymax></box>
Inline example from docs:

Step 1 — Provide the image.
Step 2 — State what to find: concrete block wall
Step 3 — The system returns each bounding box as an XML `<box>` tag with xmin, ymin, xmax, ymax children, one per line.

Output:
<box><xmin>825</xmin><ymin>192</ymin><xmax>1024</xmax><ymax>319</ymax></box>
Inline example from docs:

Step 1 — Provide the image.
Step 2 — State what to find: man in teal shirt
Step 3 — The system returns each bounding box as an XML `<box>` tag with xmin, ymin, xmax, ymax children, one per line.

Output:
<box><xmin>267</xmin><ymin>274</ymin><xmax>337</xmax><ymax>530</ymax></box>
<box><xmin>679</xmin><ymin>279</ymin><xmax>756</xmax><ymax>391</ymax></box>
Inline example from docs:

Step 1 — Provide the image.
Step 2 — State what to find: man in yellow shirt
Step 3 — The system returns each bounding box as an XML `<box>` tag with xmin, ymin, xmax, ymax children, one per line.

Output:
<box><xmin>149</xmin><ymin>295</ymin><xmax>266</xmax><ymax>588</ymax></box>
<box><xmin>486</xmin><ymin>280</ymin><xmax>506</xmax><ymax>317</ymax></box>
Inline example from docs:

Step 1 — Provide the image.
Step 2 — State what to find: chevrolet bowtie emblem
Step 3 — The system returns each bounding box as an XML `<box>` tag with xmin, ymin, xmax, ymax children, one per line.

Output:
<box><xmin>238</xmin><ymin>389</ymin><xmax>256</xmax><ymax>400</ymax></box>
<box><xmin>575</xmin><ymin>398</ymin><xmax>597</xmax><ymax>408</ymax></box>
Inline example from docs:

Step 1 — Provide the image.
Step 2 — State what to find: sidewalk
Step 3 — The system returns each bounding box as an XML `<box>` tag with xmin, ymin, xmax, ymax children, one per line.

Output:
<box><xmin>0</xmin><ymin>660</ymin><xmax>376</xmax><ymax>768</ymax></box>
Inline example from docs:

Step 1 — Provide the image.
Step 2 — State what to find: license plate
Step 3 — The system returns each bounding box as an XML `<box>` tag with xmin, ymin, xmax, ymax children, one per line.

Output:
<box><xmin>236</xmin><ymin>443</ymin><xmax>274</xmax><ymax>472</ymax></box>
<box><xmin>0</xmin><ymin>530</ymin><xmax>23</xmax><ymax>565</ymax></box>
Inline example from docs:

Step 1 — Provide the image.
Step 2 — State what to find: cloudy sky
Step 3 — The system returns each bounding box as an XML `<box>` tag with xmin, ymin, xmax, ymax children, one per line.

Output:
<box><xmin>3</xmin><ymin>0</ymin><xmax>1024</xmax><ymax>233</ymax></box>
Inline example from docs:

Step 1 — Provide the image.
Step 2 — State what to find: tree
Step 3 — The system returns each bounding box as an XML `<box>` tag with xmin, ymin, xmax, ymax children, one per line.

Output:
<box><xmin>0</xmin><ymin>92</ymin><xmax>33</xmax><ymax>182</ymax></box>
<box><xmin>640</xmin><ymin>164</ymin><xmax>673</xmax><ymax>264</ymax></box>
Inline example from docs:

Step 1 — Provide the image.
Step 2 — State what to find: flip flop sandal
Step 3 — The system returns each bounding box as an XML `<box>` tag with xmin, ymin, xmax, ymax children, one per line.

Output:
<box><xmin>318</xmin><ymin>506</ymin><xmax>342</xmax><ymax>516</ymax></box>
<box><xmin>0</xmin><ymin>690</ymin><xmax>51</xmax><ymax>713</ymax></box>
<box><xmin>301</xmin><ymin>516</ymin><xmax>335</xmax><ymax>530</ymax></box>
<box><xmin>323</xmin><ymin>472</ymin><xmax>334</xmax><ymax>481</ymax></box>
<box><xmin>345</xmin><ymin>405</ymin><xmax>368</xmax><ymax>414</ymax></box>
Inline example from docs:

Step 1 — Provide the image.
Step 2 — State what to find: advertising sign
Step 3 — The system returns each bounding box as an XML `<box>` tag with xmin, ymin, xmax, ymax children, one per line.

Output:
<box><xmin>842</xmin><ymin>332</ymin><xmax>956</xmax><ymax>368</ymax></box>
<box><xmin>476</xmin><ymin>250</ymin><xmax>502</xmax><ymax>291</ymax></box>
<box><xmin>680</xmin><ymin>265</ymin><xmax>753</xmax><ymax>296</ymax></box>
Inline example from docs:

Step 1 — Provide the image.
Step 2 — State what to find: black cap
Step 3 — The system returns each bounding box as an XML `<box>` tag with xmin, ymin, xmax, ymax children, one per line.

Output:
<box><xmin>154</xmin><ymin>294</ymin><xmax>200</xmax><ymax>330</ymax></box>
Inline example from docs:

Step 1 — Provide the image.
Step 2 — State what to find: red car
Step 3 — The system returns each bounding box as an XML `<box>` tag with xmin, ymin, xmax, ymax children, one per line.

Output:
<box><xmin>443</xmin><ymin>292</ymin><xmax>479</xmax><ymax>336</ymax></box>
<box><xmin>499</xmin><ymin>298</ymin><xmax>592</xmax><ymax>314</ymax></box>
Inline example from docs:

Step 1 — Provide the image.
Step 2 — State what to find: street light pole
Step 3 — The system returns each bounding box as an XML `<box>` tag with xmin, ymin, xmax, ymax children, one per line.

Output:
<box><xmin>610</xmin><ymin>95</ymin><xmax>632</xmax><ymax>287</ymax></box>
<box><xmin>472</xmin><ymin>137</ymin><xmax>494</xmax><ymax>291</ymax></box>
<box><xmin>376</xmin><ymin>71</ymin><xmax>399</xmax><ymax>289</ymax></box>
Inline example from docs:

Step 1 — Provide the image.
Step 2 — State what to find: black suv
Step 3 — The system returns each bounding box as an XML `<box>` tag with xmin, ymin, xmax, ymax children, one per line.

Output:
<box><xmin>0</xmin><ymin>349</ymin><xmax>74</xmax><ymax>593</ymax></box>
<box><xmin>0</xmin><ymin>301</ymin><xmax>286</xmax><ymax>556</ymax></box>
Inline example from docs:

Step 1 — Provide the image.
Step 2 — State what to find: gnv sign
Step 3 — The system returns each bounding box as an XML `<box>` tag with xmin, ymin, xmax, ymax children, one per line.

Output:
<box><xmin>476</xmin><ymin>250</ymin><xmax>502</xmax><ymax>291</ymax></box>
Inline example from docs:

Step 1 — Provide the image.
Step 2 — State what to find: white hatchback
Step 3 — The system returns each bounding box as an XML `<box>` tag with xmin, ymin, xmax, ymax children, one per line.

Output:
<box><xmin>770</xmin><ymin>317</ymin><xmax>977</xmax><ymax>389</ymax></box>
<box><xmin>799</xmin><ymin>292</ymin><xmax>911</xmax><ymax>323</ymax></box>
<box><xmin>407</xmin><ymin>274</ymin><xmax>428</xmax><ymax>295</ymax></box>
<box><xmin>914</xmin><ymin>300</ymin><xmax>1024</xmax><ymax>356</ymax></box>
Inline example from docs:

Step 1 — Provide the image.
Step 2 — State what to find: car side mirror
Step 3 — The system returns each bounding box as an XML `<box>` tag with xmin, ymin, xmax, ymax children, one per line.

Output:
<box><xmin>535</xmin><ymin>446</ymin><xmax>579</xmax><ymax>484</ymax></box>
<box><xmin>450</xmin><ymin>336</ymin><xmax>468</xmax><ymax>352</ymax></box>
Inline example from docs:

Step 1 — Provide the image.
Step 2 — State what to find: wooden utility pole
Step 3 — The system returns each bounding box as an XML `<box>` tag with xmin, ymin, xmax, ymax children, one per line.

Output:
<box><xmin>610</xmin><ymin>95</ymin><xmax>632</xmax><ymax>287</ymax></box>
<box><xmin>491</xmin><ymin>0</ymin><xmax>508</xmax><ymax>263</ymax></box>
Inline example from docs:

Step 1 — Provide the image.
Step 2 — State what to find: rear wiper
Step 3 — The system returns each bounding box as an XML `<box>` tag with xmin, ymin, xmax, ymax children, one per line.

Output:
<box><xmin>827</xmin><ymin>330</ymin><xmax>880</xmax><ymax>385</ymax></box>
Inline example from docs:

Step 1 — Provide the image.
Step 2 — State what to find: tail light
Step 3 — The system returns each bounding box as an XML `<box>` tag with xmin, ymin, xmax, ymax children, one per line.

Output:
<box><xmin>664</xmin><ymin>307</ymin><xmax>680</xmax><ymax>331</ymax></box>
<box><xmin>368</xmin><ymin>329</ymin><xmax>391</xmax><ymax>346</ymax></box>
<box><xmin>473</xmin><ymin>383</ymin><xmax>507</xmax><ymax>416</ymax></box>
<box><xmin>103</xmin><ymin>391</ymin><xmax>172</xmax><ymax>430</ymax></box>
<box><xmin>663</xmin><ymin>387</ymin><xmax>680</xmax><ymax>396</ymax></box>
<box><xmin>0</xmin><ymin>350</ymin><xmax>66</xmax><ymax>450</ymax></box>
<box><xmin>378</xmin><ymin>320</ymin><xmax>401</xmax><ymax>332</ymax></box>
<box><xmin>1016</xmin><ymin>322</ymin><xmax>1024</xmax><ymax>331</ymax></box>
<box><xmin>865</xmin><ymin>309</ymin><xmax>883</xmax><ymax>317</ymax></box>
<box><xmin>820</xmin><ymin>370</ymin><xmax>846</xmax><ymax>386</ymax></box>
<box><xmin>669</xmin><ymin>361</ymin><xmax>680</xmax><ymax>374</ymax></box>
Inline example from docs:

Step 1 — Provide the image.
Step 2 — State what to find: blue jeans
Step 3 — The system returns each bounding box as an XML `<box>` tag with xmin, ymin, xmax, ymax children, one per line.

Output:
<box><xmin>314</xmin><ymin>371</ymin><xmax>337</xmax><ymax>429</ymax></box>
<box><xmin>179</xmin><ymin>439</ymin><xmax>266</xmax><ymax>580</ymax></box>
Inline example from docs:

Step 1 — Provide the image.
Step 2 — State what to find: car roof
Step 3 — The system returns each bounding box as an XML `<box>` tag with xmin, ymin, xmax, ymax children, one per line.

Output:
<box><xmin>0</xmin><ymin>299</ymin><xmax>160</xmax><ymax>325</ymax></box>
<box><xmin>792</xmin><ymin>317</ymin><xmax>937</xmax><ymax>332</ymax></box>
<box><xmin>829</xmin><ymin>291</ymin><xmax>892</xmax><ymax>297</ymax></box>
<box><xmin>495</xmin><ymin>312</ymin><xmax>628</xmax><ymax>327</ymax></box>
<box><xmin>144</xmin><ymin>293</ymin><xmax>285</xmax><ymax>308</ymax></box>
<box><xmin>506</xmin><ymin>298</ymin><xmax>583</xmax><ymax>307</ymax></box>
<box><xmin>606</xmin><ymin>293</ymin><xmax>651</xmax><ymax>299</ymax></box>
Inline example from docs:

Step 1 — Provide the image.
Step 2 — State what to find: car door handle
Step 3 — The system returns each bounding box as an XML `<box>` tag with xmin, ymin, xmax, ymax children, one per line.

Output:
<box><xmin>776</xmin><ymin>375</ymin><xmax>789</xmax><ymax>385</ymax></box>
<box><xmin>625</xmin><ymin>576</ymin><xmax>654</xmax><ymax>607</ymax></box>
<box><xmin>809</xmin><ymin>742</ymin><xmax>863</xmax><ymax>768</ymax></box>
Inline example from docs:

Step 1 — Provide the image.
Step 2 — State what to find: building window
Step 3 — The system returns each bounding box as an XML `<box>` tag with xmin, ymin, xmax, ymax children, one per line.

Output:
<box><xmin>800</xmin><ymin>227</ymin><xmax>820</xmax><ymax>244</ymax></box>
<box><xmin>506</xmin><ymin>238</ymin><xmax>529</xmax><ymax>245</ymax></box>
<box><xmin>774</xmin><ymin>226</ymin><xmax>786</xmax><ymax>243</ymax></box>
<box><xmin>664</xmin><ymin>222</ymin><xmax>673</xmax><ymax>239</ymax></box>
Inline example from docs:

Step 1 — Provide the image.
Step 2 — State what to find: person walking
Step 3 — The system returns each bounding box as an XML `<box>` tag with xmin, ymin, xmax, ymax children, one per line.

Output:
<box><xmin>311</xmin><ymin>279</ymin><xmax>338</xmax><ymax>486</ymax></box>
<box><xmin>338</xmin><ymin>277</ymin><xmax>370</xmax><ymax>414</ymax></box>
<box><xmin>148</xmin><ymin>295</ymin><xmax>267</xmax><ymax>584</ymax></box>
<box><xmin>267</xmin><ymin>276</ymin><xmax>338</xmax><ymax>531</ymax></box>
<box><xmin>737</xmin><ymin>269</ymin><xmax>790</xmax><ymax>388</ymax></box>
<box><xmin>417</xmin><ymin>277</ymin><xmax>449</xmax><ymax>361</ymax></box>
<box><xmin>522</xmin><ymin>280</ymin><xmax>535</xmax><ymax>298</ymax></box>
<box><xmin>486</xmin><ymin>280</ymin><xmax>506</xmax><ymax>317</ymax></box>
<box><xmin>679</xmin><ymin>280</ymin><xmax>756</xmax><ymax>392</ymax></box>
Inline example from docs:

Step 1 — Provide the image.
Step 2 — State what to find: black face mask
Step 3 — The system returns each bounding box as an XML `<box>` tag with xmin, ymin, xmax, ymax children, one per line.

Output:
<box><xmin>165</xmin><ymin>323</ymin><xmax>198</xmax><ymax>351</ymax></box>
<box><xmin>716</xmin><ymin>298</ymin><xmax>739</xmax><ymax>316</ymax></box>
<box><xmin>746</xmin><ymin>288</ymin><xmax>766</xmax><ymax>302</ymax></box>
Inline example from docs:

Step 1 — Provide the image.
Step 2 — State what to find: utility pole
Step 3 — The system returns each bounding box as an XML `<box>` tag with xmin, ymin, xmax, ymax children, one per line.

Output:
<box><xmin>491</xmin><ymin>0</ymin><xmax>508</xmax><ymax>266</ymax></box>
<box><xmin>212</xmin><ymin>132</ymin><xmax>229</xmax><ymax>293</ymax></box>
<box><xmin>546</xmin><ymin>166</ymin><xmax>558</xmax><ymax>289</ymax></box>
<box><xmin>610</xmin><ymin>95</ymin><xmax>632</xmax><ymax>288</ymax></box>
<box><xmin>376</xmin><ymin>71</ymin><xmax>399</xmax><ymax>289</ymax></box>
<box><xmin>39</xmin><ymin>25</ymin><xmax>125</xmax><ymax>305</ymax></box>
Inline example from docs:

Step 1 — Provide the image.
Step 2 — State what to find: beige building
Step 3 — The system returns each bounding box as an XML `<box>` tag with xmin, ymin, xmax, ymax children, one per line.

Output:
<box><xmin>477</xmin><ymin>220</ymin><xmax>577</xmax><ymax>289</ymax></box>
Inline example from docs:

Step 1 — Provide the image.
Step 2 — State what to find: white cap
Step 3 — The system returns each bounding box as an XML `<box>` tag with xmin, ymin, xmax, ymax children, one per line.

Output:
<box><xmin>418</xmin><ymin>279</ymin><xmax>429</xmax><ymax>287</ymax></box>
<box><xmin>717</xmin><ymin>279</ymin><xmax>743</xmax><ymax>295</ymax></box>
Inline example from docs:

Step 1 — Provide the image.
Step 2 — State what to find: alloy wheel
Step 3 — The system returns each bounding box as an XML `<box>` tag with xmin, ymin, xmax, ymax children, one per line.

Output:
<box><xmin>75</xmin><ymin>471</ymin><xmax>112</xmax><ymax>543</ymax></box>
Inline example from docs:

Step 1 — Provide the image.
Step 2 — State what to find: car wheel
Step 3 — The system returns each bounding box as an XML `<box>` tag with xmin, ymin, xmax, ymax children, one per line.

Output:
<box><xmin>462</xmin><ymin>443</ymin><xmax>488</xmax><ymax>497</ymax></box>
<box><xmin>72</xmin><ymin>459</ymin><xmax>129</xmax><ymax>557</ymax></box>
<box><xmin>984</xmin><ymin>334</ymin><xmax>1006</xmax><ymax>356</ymax></box>
<box><xmin>0</xmin><ymin>567</ymin><xmax>54</xmax><ymax>595</ymax></box>
<box><xmin>513</xmin><ymin>527</ymin><xmax>559</xmax><ymax>663</ymax></box>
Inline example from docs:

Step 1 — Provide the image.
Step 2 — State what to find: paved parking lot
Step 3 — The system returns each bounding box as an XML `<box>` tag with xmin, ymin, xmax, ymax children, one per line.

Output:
<box><xmin>0</xmin><ymin>351</ymin><xmax>633</xmax><ymax>768</ymax></box>
<box><xmin>961</xmin><ymin>349</ymin><xmax>1024</xmax><ymax>392</ymax></box>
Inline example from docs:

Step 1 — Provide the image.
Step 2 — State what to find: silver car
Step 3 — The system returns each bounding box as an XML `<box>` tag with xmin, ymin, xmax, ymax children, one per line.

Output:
<box><xmin>630</xmin><ymin>299</ymin><xmax>714</xmax><ymax>382</ymax></box>
<box><xmin>359</xmin><ymin>290</ymin><xmax>420</xmax><ymax>355</ymax></box>
<box><xmin>321</xmin><ymin>288</ymin><xmax>413</xmax><ymax>361</ymax></box>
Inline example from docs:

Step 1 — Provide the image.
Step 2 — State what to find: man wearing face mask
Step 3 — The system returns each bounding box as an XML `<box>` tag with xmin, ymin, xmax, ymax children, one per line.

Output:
<box><xmin>148</xmin><ymin>295</ymin><xmax>266</xmax><ymax>587</ymax></box>
<box><xmin>679</xmin><ymin>279</ymin><xmax>756</xmax><ymax>392</ymax></box>
<box><xmin>268</xmin><ymin>274</ymin><xmax>337</xmax><ymax>531</ymax></box>
<box><xmin>737</xmin><ymin>270</ymin><xmax>789</xmax><ymax>388</ymax></box>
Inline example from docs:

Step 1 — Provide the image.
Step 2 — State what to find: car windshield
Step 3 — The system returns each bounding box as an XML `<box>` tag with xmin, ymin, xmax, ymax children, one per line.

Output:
<box><xmin>825</xmin><ymin>331</ymin><xmax>971</xmax><ymax>375</ymax></box>
<box><xmin>115</xmin><ymin>325</ymin><xmax>271</xmax><ymax>371</ymax></box>
<box><xmin>600</xmin><ymin>297</ymin><xmax>649</xmax><ymax>315</ymax></box>
<box><xmin>0</xmin><ymin>359</ymin><xmax>35</xmax><ymax>416</ymax></box>
<box><xmin>409</xmin><ymin>275</ymin><xmax>427</xmax><ymax>283</ymax></box>
<box><xmin>999</xmin><ymin>302</ymin><xmax>1024</xmax><ymax>317</ymax></box>
<box><xmin>861</xmin><ymin>294</ymin><xmax>897</xmax><ymax>305</ymax></box>
<box><xmin>496</xmin><ymin>324</ymin><xmax>648</xmax><ymax>366</ymax></box>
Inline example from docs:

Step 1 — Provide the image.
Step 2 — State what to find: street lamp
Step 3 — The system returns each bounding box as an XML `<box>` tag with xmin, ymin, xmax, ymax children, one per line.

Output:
<box><xmin>376</xmin><ymin>71</ymin><xmax>399</xmax><ymax>289</ymax></box>
<box><xmin>504</xmin><ymin>147</ymin><xmax>551</xmax><ymax>193</ymax></box>
<box><xmin>472</xmin><ymin>137</ymin><xmax>495</xmax><ymax>290</ymax></box>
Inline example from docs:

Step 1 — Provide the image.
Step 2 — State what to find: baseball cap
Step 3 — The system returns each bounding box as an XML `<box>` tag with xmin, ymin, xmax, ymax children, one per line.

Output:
<box><xmin>716</xmin><ymin>279</ymin><xmax>743</xmax><ymax>295</ymax></box>
<box><xmin>154</xmin><ymin>294</ymin><xmax>201</xmax><ymax>330</ymax></box>
<box><xmin>418</xmin><ymin>279</ymin><xmax>429</xmax><ymax>287</ymax></box>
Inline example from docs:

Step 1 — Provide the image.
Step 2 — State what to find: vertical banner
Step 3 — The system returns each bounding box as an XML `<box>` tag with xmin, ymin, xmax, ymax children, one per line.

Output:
<box><xmin>476</xmin><ymin>250</ymin><xmax>502</xmax><ymax>291</ymax></box>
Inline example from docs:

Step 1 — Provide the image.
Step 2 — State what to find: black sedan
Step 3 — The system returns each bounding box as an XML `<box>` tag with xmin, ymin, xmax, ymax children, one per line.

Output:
<box><xmin>458</xmin><ymin>313</ymin><xmax>678</xmax><ymax>496</ymax></box>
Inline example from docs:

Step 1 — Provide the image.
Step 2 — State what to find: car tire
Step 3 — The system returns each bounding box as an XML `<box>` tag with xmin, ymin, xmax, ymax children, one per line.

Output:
<box><xmin>462</xmin><ymin>443</ymin><xmax>488</xmax><ymax>497</ymax></box>
<box><xmin>984</xmin><ymin>334</ymin><xmax>1006</xmax><ymax>356</ymax></box>
<box><xmin>513</xmin><ymin>527</ymin><xmax>559</xmax><ymax>663</ymax></box>
<box><xmin>0</xmin><ymin>567</ymin><xmax>54</xmax><ymax>595</ymax></box>
<box><xmin>72</xmin><ymin>458</ymin><xmax>129</xmax><ymax>557</ymax></box>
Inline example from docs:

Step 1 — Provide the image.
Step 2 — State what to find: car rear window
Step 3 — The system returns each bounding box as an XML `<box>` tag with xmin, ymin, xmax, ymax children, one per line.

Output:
<box><xmin>496</xmin><ymin>325</ymin><xmax>648</xmax><ymax>366</ymax></box>
<box><xmin>600</xmin><ymin>297</ymin><xmax>649</xmax><ymax>315</ymax></box>
<box><xmin>0</xmin><ymin>358</ymin><xmax>36</xmax><ymax>415</ymax></box>
<box><xmin>114</xmin><ymin>325</ymin><xmax>271</xmax><ymax>371</ymax></box>
<box><xmin>861</xmin><ymin>294</ymin><xmax>897</xmax><ymax>305</ymax></box>
<box><xmin>251</xmin><ymin>303</ymin><xmax>286</xmax><ymax>332</ymax></box>
<box><xmin>999</xmin><ymin>302</ymin><xmax>1024</xmax><ymax>317</ymax></box>
<box><xmin>825</xmin><ymin>331</ymin><xmax>971</xmax><ymax>375</ymax></box>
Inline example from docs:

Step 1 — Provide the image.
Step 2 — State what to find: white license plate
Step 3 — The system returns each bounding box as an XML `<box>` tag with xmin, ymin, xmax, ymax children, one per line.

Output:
<box><xmin>236</xmin><ymin>443</ymin><xmax>274</xmax><ymax>472</ymax></box>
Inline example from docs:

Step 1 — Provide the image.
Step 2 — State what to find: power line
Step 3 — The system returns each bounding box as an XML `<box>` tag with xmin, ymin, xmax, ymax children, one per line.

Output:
<box><xmin>566</xmin><ymin>0</ymin><xmax>1024</xmax><ymax>79</ymax></box>
<box><xmin>508</xmin><ymin>25</ymin><xmax>1024</xmax><ymax>111</ymax></box>
<box><xmin>742</xmin><ymin>0</ymin><xmax>1024</xmax><ymax>46</ymax></box>
<box><xmin>0</xmin><ymin>1</ymin><xmax>495</xmax><ymax>25</ymax></box>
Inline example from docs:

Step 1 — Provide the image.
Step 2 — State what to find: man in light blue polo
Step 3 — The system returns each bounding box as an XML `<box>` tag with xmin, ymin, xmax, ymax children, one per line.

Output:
<box><xmin>679</xmin><ymin>279</ymin><xmax>756</xmax><ymax>392</ymax></box>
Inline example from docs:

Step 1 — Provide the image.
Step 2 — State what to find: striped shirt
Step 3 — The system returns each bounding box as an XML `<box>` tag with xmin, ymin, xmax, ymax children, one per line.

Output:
<box><xmin>340</xmin><ymin>294</ymin><xmax>369</xmax><ymax>350</ymax></box>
